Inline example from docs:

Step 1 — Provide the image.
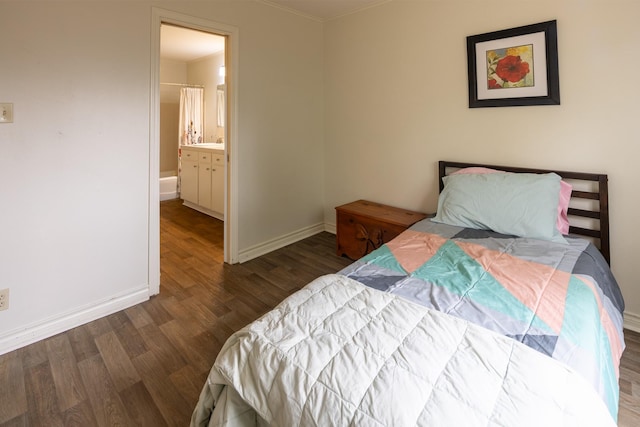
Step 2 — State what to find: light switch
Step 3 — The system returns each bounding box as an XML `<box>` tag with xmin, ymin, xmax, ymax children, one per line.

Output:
<box><xmin>0</xmin><ymin>103</ymin><xmax>13</xmax><ymax>123</ymax></box>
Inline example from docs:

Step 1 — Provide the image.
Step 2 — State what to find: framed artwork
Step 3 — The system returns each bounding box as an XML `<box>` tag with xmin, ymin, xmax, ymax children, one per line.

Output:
<box><xmin>467</xmin><ymin>20</ymin><xmax>560</xmax><ymax>108</ymax></box>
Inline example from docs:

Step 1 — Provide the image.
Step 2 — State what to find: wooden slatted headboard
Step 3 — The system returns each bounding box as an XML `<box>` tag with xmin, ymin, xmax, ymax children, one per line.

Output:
<box><xmin>438</xmin><ymin>161</ymin><xmax>610</xmax><ymax>265</ymax></box>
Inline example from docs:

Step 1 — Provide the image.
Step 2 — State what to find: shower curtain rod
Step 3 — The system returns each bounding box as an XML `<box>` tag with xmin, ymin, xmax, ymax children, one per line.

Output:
<box><xmin>160</xmin><ymin>82</ymin><xmax>205</xmax><ymax>88</ymax></box>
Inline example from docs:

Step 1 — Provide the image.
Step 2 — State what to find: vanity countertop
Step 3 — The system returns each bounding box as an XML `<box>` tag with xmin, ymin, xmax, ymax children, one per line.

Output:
<box><xmin>182</xmin><ymin>143</ymin><xmax>225</xmax><ymax>152</ymax></box>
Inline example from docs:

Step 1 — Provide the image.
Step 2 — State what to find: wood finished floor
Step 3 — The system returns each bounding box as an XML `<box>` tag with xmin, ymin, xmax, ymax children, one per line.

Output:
<box><xmin>0</xmin><ymin>198</ymin><xmax>638</xmax><ymax>426</ymax></box>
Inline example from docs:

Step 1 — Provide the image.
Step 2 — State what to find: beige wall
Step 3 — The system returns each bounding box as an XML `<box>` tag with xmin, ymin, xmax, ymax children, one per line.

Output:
<box><xmin>0</xmin><ymin>0</ymin><xmax>324</xmax><ymax>352</ymax></box>
<box><xmin>323</xmin><ymin>0</ymin><xmax>640</xmax><ymax>322</ymax></box>
<box><xmin>189</xmin><ymin>53</ymin><xmax>225</xmax><ymax>143</ymax></box>
<box><xmin>1</xmin><ymin>0</ymin><xmax>637</xmax><ymax>353</ymax></box>
<box><xmin>159</xmin><ymin>58</ymin><xmax>186</xmax><ymax>175</ymax></box>
<box><xmin>160</xmin><ymin>102</ymin><xmax>179</xmax><ymax>175</ymax></box>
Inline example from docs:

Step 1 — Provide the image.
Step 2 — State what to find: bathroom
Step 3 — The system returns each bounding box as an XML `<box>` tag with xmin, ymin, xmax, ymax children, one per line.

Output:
<box><xmin>159</xmin><ymin>24</ymin><xmax>226</xmax><ymax>205</ymax></box>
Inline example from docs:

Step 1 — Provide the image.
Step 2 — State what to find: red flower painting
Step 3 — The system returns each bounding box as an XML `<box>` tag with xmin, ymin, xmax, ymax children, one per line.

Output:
<box><xmin>495</xmin><ymin>55</ymin><xmax>530</xmax><ymax>82</ymax></box>
<box><xmin>486</xmin><ymin>45</ymin><xmax>533</xmax><ymax>89</ymax></box>
<box><xmin>488</xmin><ymin>79</ymin><xmax>501</xmax><ymax>89</ymax></box>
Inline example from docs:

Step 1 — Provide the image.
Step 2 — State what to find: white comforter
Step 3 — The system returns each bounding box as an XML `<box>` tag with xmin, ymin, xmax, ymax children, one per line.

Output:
<box><xmin>191</xmin><ymin>274</ymin><xmax>615</xmax><ymax>427</ymax></box>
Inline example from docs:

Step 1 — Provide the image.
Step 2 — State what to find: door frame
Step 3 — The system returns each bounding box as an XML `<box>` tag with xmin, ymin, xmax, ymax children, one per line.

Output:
<box><xmin>149</xmin><ymin>8</ymin><xmax>240</xmax><ymax>295</ymax></box>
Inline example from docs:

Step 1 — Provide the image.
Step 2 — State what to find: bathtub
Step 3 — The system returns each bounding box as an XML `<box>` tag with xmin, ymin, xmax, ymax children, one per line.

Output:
<box><xmin>159</xmin><ymin>175</ymin><xmax>178</xmax><ymax>201</ymax></box>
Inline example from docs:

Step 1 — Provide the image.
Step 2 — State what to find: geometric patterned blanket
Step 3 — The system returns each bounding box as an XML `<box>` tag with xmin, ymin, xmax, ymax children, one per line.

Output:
<box><xmin>340</xmin><ymin>219</ymin><xmax>625</xmax><ymax>420</ymax></box>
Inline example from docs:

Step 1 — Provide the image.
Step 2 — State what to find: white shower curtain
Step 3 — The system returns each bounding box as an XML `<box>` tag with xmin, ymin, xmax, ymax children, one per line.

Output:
<box><xmin>178</xmin><ymin>87</ymin><xmax>204</xmax><ymax>196</ymax></box>
<box><xmin>179</xmin><ymin>87</ymin><xmax>204</xmax><ymax>146</ymax></box>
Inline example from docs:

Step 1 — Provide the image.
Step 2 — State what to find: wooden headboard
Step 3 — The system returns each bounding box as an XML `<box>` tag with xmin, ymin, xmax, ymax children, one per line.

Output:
<box><xmin>438</xmin><ymin>161</ymin><xmax>610</xmax><ymax>264</ymax></box>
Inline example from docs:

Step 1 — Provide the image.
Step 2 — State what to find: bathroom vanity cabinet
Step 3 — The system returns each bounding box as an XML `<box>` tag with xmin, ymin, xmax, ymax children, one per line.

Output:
<box><xmin>180</xmin><ymin>149</ymin><xmax>199</xmax><ymax>204</ymax></box>
<box><xmin>180</xmin><ymin>145</ymin><xmax>225</xmax><ymax>220</ymax></box>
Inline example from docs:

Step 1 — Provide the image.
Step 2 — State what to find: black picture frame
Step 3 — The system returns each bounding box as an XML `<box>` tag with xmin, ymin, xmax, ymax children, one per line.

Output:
<box><xmin>467</xmin><ymin>20</ymin><xmax>560</xmax><ymax>108</ymax></box>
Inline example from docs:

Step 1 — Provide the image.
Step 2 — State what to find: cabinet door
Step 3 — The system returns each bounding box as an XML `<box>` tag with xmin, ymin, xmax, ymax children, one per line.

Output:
<box><xmin>211</xmin><ymin>164</ymin><xmax>224</xmax><ymax>214</ymax></box>
<box><xmin>198</xmin><ymin>162</ymin><xmax>212</xmax><ymax>209</ymax></box>
<box><xmin>181</xmin><ymin>160</ymin><xmax>199</xmax><ymax>204</ymax></box>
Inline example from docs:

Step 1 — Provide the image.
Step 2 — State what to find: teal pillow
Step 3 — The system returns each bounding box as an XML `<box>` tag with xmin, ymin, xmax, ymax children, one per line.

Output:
<box><xmin>432</xmin><ymin>172</ymin><xmax>566</xmax><ymax>243</ymax></box>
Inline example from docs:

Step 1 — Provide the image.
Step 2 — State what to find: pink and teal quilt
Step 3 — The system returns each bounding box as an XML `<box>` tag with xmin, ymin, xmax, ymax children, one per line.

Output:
<box><xmin>339</xmin><ymin>219</ymin><xmax>625</xmax><ymax>420</ymax></box>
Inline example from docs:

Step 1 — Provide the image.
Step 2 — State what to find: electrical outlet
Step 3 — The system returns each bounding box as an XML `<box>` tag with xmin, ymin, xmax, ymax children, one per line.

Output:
<box><xmin>0</xmin><ymin>288</ymin><xmax>9</xmax><ymax>311</ymax></box>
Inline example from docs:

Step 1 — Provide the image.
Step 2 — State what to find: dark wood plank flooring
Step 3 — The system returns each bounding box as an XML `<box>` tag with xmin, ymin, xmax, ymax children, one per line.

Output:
<box><xmin>0</xmin><ymin>199</ymin><xmax>638</xmax><ymax>426</ymax></box>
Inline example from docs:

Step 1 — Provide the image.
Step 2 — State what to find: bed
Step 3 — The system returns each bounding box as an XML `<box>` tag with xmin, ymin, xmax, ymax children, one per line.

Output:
<box><xmin>191</xmin><ymin>161</ymin><xmax>625</xmax><ymax>427</ymax></box>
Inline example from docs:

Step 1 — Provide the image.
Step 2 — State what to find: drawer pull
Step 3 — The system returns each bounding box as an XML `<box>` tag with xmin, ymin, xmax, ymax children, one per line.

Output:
<box><xmin>355</xmin><ymin>224</ymin><xmax>383</xmax><ymax>254</ymax></box>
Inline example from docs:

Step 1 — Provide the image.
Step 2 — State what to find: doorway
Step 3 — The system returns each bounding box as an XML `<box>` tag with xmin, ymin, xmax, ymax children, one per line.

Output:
<box><xmin>149</xmin><ymin>9</ymin><xmax>239</xmax><ymax>296</ymax></box>
<box><xmin>159</xmin><ymin>24</ymin><xmax>225</xmax><ymax>209</ymax></box>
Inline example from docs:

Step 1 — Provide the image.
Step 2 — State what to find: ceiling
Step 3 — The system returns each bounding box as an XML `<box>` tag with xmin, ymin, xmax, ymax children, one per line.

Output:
<box><xmin>160</xmin><ymin>0</ymin><xmax>386</xmax><ymax>62</ymax></box>
<box><xmin>160</xmin><ymin>25</ymin><xmax>225</xmax><ymax>62</ymax></box>
<box><xmin>265</xmin><ymin>0</ymin><xmax>388</xmax><ymax>20</ymax></box>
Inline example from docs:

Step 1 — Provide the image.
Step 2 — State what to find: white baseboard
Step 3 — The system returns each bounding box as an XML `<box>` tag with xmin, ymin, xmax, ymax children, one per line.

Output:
<box><xmin>159</xmin><ymin>192</ymin><xmax>178</xmax><ymax>201</ymax></box>
<box><xmin>238</xmin><ymin>223</ymin><xmax>326</xmax><ymax>263</ymax></box>
<box><xmin>624</xmin><ymin>311</ymin><xmax>640</xmax><ymax>333</ymax></box>
<box><xmin>182</xmin><ymin>200</ymin><xmax>224</xmax><ymax>221</ymax></box>
<box><xmin>0</xmin><ymin>222</ymin><xmax>329</xmax><ymax>354</ymax></box>
<box><xmin>0</xmin><ymin>287</ymin><xmax>149</xmax><ymax>356</ymax></box>
<box><xmin>325</xmin><ymin>222</ymin><xmax>336</xmax><ymax>235</ymax></box>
